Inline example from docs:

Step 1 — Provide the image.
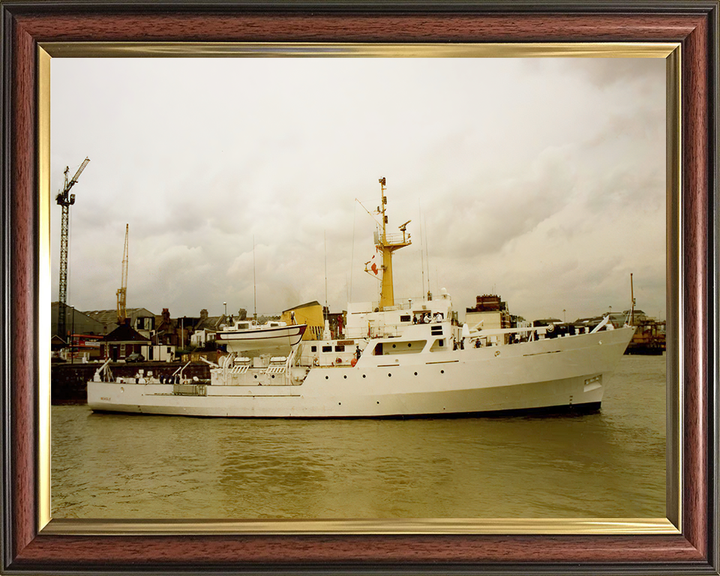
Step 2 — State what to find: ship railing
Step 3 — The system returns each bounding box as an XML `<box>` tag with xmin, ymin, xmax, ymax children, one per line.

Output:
<box><xmin>265</xmin><ymin>365</ymin><xmax>287</xmax><ymax>375</ymax></box>
<box><xmin>466</xmin><ymin>317</ymin><xmax>612</xmax><ymax>346</ymax></box>
<box><xmin>378</xmin><ymin>231</ymin><xmax>411</xmax><ymax>246</ymax></box>
<box><xmin>217</xmin><ymin>353</ymin><xmax>238</xmax><ymax>384</ymax></box>
<box><xmin>369</xmin><ymin>298</ymin><xmax>444</xmax><ymax>312</ymax></box>
<box><xmin>464</xmin><ymin>325</ymin><xmax>548</xmax><ymax>347</ymax></box>
<box><xmin>347</xmin><ymin>320</ymin><xmax>448</xmax><ymax>339</ymax></box>
<box><xmin>368</xmin><ymin>324</ymin><xmax>404</xmax><ymax>338</ymax></box>
<box><xmin>264</xmin><ymin>355</ymin><xmax>290</xmax><ymax>375</ymax></box>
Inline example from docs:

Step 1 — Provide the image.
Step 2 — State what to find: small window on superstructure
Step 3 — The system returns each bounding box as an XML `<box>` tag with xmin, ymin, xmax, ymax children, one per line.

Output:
<box><xmin>322</xmin><ymin>346</ymin><xmax>332</xmax><ymax>353</ymax></box>
<box><xmin>311</xmin><ymin>345</ymin><xmax>317</xmax><ymax>352</ymax></box>
<box><xmin>429</xmin><ymin>338</ymin><xmax>446</xmax><ymax>352</ymax></box>
<box><xmin>400</xmin><ymin>315</ymin><xmax>411</xmax><ymax>323</ymax></box>
<box><xmin>335</xmin><ymin>345</ymin><xmax>345</xmax><ymax>352</ymax></box>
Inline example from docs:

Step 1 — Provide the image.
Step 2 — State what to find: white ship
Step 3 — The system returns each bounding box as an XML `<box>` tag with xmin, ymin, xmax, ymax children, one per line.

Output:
<box><xmin>87</xmin><ymin>178</ymin><xmax>634</xmax><ymax>418</ymax></box>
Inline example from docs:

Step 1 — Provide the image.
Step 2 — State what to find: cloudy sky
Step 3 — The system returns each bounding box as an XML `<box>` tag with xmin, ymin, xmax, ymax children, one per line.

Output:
<box><xmin>50</xmin><ymin>56</ymin><xmax>666</xmax><ymax>322</ymax></box>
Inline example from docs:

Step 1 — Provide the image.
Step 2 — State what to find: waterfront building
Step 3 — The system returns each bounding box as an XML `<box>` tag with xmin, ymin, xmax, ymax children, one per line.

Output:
<box><xmin>101</xmin><ymin>321</ymin><xmax>151</xmax><ymax>362</ymax></box>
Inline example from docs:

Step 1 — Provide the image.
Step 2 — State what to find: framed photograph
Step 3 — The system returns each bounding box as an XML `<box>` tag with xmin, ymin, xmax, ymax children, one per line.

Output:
<box><xmin>1</xmin><ymin>1</ymin><xmax>717</xmax><ymax>574</ymax></box>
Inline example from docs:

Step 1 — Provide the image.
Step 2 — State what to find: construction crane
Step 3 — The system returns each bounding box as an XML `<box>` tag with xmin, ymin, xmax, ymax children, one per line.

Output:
<box><xmin>56</xmin><ymin>157</ymin><xmax>90</xmax><ymax>340</ymax></box>
<box><xmin>117</xmin><ymin>224</ymin><xmax>129</xmax><ymax>324</ymax></box>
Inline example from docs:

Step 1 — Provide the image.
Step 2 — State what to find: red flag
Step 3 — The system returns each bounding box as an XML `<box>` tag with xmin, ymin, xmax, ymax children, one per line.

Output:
<box><xmin>370</xmin><ymin>251</ymin><xmax>379</xmax><ymax>276</ymax></box>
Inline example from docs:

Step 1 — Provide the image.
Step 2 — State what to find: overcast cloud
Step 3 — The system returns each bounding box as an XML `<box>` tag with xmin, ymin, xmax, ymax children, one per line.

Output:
<box><xmin>51</xmin><ymin>57</ymin><xmax>666</xmax><ymax>322</ymax></box>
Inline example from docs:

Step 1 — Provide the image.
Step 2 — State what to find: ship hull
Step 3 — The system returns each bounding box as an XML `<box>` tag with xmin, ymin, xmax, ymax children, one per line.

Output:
<box><xmin>87</xmin><ymin>326</ymin><xmax>633</xmax><ymax>418</ymax></box>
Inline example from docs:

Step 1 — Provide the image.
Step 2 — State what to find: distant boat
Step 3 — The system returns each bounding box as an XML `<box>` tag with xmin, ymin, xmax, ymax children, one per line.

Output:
<box><xmin>88</xmin><ymin>178</ymin><xmax>634</xmax><ymax>418</ymax></box>
<box><xmin>623</xmin><ymin>274</ymin><xmax>665</xmax><ymax>355</ymax></box>
<box><xmin>624</xmin><ymin>316</ymin><xmax>665</xmax><ymax>355</ymax></box>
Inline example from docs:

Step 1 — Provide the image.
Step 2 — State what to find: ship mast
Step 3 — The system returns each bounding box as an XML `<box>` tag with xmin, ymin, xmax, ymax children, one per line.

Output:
<box><xmin>376</xmin><ymin>177</ymin><xmax>411</xmax><ymax>310</ymax></box>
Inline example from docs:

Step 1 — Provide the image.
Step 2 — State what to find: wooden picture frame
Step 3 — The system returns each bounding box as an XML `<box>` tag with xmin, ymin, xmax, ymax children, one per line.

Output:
<box><xmin>1</xmin><ymin>1</ymin><xmax>717</xmax><ymax>573</ymax></box>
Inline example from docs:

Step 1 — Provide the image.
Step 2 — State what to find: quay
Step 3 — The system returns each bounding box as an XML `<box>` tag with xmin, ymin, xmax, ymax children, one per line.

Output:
<box><xmin>52</xmin><ymin>361</ymin><xmax>210</xmax><ymax>404</ymax></box>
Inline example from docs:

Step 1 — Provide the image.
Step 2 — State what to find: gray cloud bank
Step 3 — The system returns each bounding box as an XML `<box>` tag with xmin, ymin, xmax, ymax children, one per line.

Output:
<box><xmin>51</xmin><ymin>57</ymin><xmax>666</xmax><ymax>322</ymax></box>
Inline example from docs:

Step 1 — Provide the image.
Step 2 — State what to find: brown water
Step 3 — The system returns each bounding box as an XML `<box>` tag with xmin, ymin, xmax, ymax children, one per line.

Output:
<box><xmin>51</xmin><ymin>355</ymin><xmax>666</xmax><ymax>519</ymax></box>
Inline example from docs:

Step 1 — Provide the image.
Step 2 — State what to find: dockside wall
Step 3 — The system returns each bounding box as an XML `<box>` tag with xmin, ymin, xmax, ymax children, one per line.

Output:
<box><xmin>51</xmin><ymin>362</ymin><xmax>211</xmax><ymax>403</ymax></box>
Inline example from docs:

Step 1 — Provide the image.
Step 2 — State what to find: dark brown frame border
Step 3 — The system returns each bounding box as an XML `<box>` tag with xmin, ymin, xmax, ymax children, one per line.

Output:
<box><xmin>1</xmin><ymin>2</ymin><xmax>717</xmax><ymax>573</ymax></box>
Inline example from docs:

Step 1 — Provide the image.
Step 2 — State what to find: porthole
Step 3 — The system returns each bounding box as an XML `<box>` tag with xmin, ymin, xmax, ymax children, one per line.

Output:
<box><xmin>388</xmin><ymin>373</ymin><xmax>392</xmax><ymax>377</ymax></box>
<box><xmin>325</xmin><ymin>376</ymin><xmax>329</xmax><ymax>380</ymax></box>
<box><xmin>362</xmin><ymin>374</ymin><xmax>366</xmax><ymax>378</ymax></box>
<box><xmin>344</xmin><ymin>375</ymin><xmax>347</xmax><ymax>379</ymax></box>
<box><xmin>254</xmin><ymin>375</ymin><xmax>258</xmax><ymax>379</ymax></box>
<box><xmin>441</xmin><ymin>370</ymin><xmax>445</xmax><ymax>374</ymax></box>
<box><xmin>392</xmin><ymin>344</ymin><xmax>396</xmax><ymax>349</ymax></box>
<box><xmin>414</xmin><ymin>372</ymin><xmax>418</xmax><ymax>376</ymax></box>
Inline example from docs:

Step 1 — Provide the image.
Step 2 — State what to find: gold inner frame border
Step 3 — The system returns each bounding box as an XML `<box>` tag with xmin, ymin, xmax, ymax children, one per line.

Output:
<box><xmin>37</xmin><ymin>41</ymin><xmax>682</xmax><ymax>537</ymax></box>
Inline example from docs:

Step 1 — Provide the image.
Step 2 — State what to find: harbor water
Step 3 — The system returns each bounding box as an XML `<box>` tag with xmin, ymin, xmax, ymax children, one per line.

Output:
<box><xmin>51</xmin><ymin>355</ymin><xmax>666</xmax><ymax>519</ymax></box>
